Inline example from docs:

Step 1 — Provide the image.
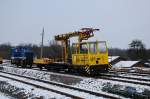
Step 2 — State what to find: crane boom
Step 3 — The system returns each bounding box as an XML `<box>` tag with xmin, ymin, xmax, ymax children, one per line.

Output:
<box><xmin>55</xmin><ymin>28</ymin><xmax>99</xmax><ymax>42</ymax></box>
<box><xmin>54</xmin><ymin>28</ymin><xmax>99</xmax><ymax>63</ymax></box>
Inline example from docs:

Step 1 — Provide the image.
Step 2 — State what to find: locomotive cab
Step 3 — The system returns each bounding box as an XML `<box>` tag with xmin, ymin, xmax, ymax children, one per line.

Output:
<box><xmin>11</xmin><ymin>47</ymin><xmax>33</xmax><ymax>67</ymax></box>
<box><xmin>72</xmin><ymin>41</ymin><xmax>109</xmax><ymax>74</ymax></box>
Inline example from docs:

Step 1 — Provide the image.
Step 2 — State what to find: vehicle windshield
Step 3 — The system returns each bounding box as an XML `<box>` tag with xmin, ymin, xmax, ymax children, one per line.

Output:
<box><xmin>72</xmin><ymin>41</ymin><xmax>107</xmax><ymax>54</ymax></box>
<box><xmin>98</xmin><ymin>41</ymin><xmax>107</xmax><ymax>53</ymax></box>
<box><xmin>12</xmin><ymin>49</ymin><xmax>22</xmax><ymax>57</ymax></box>
<box><xmin>89</xmin><ymin>43</ymin><xmax>96</xmax><ymax>54</ymax></box>
<box><xmin>80</xmin><ymin>43</ymin><xmax>88</xmax><ymax>54</ymax></box>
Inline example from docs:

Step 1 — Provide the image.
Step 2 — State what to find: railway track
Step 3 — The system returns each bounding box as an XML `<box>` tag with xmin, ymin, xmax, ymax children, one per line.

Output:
<box><xmin>110</xmin><ymin>70</ymin><xmax>150</xmax><ymax>76</ymax></box>
<box><xmin>1</xmin><ymin>63</ymin><xmax>150</xmax><ymax>87</ymax></box>
<box><xmin>0</xmin><ymin>72</ymin><xmax>82</xmax><ymax>99</ymax></box>
<box><xmin>2</xmin><ymin>63</ymin><xmax>150</xmax><ymax>77</ymax></box>
<box><xmin>96</xmin><ymin>75</ymin><xmax>150</xmax><ymax>86</ymax></box>
<box><xmin>109</xmin><ymin>71</ymin><xmax>150</xmax><ymax>76</ymax></box>
<box><xmin>99</xmin><ymin>73</ymin><xmax>150</xmax><ymax>82</ymax></box>
<box><xmin>1</xmin><ymin>64</ymin><xmax>150</xmax><ymax>87</ymax></box>
<box><xmin>0</xmin><ymin>71</ymin><xmax>122</xmax><ymax>99</ymax></box>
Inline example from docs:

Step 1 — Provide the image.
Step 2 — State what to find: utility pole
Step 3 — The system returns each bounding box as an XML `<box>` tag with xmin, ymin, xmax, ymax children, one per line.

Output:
<box><xmin>40</xmin><ymin>27</ymin><xmax>44</xmax><ymax>58</ymax></box>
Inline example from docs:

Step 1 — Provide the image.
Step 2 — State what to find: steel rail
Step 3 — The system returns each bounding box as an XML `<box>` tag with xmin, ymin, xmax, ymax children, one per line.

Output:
<box><xmin>0</xmin><ymin>71</ymin><xmax>121</xmax><ymax>99</ymax></box>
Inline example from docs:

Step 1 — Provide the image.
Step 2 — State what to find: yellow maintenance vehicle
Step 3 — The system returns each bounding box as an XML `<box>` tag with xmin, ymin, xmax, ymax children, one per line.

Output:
<box><xmin>33</xmin><ymin>28</ymin><xmax>109</xmax><ymax>74</ymax></box>
<box><xmin>54</xmin><ymin>28</ymin><xmax>109</xmax><ymax>74</ymax></box>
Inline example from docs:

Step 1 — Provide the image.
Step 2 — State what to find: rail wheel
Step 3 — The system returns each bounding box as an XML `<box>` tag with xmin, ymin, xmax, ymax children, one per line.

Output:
<box><xmin>37</xmin><ymin>65</ymin><xmax>43</xmax><ymax>70</ymax></box>
<box><xmin>21</xmin><ymin>60</ymin><xmax>26</xmax><ymax>68</ymax></box>
<box><xmin>29</xmin><ymin>64</ymin><xmax>32</xmax><ymax>68</ymax></box>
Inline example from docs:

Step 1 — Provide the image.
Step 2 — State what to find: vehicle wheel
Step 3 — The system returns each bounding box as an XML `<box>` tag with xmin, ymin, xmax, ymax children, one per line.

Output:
<box><xmin>21</xmin><ymin>60</ymin><xmax>26</xmax><ymax>68</ymax></box>
<box><xmin>29</xmin><ymin>64</ymin><xmax>32</xmax><ymax>68</ymax></box>
<box><xmin>47</xmin><ymin>68</ymin><xmax>51</xmax><ymax>71</ymax></box>
<box><xmin>37</xmin><ymin>65</ymin><xmax>43</xmax><ymax>70</ymax></box>
<box><xmin>10</xmin><ymin>60</ymin><xmax>13</xmax><ymax>64</ymax></box>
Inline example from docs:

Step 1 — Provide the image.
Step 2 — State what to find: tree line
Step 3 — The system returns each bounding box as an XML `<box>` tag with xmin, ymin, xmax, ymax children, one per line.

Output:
<box><xmin>0</xmin><ymin>41</ymin><xmax>62</xmax><ymax>60</ymax></box>
<box><xmin>0</xmin><ymin>39</ymin><xmax>150</xmax><ymax>61</ymax></box>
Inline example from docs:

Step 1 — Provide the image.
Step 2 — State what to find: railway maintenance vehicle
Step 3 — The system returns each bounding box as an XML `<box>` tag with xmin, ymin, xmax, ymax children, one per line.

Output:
<box><xmin>11</xmin><ymin>28</ymin><xmax>110</xmax><ymax>75</ymax></box>
<box><xmin>34</xmin><ymin>28</ymin><xmax>110</xmax><ymax>74</ymax></box>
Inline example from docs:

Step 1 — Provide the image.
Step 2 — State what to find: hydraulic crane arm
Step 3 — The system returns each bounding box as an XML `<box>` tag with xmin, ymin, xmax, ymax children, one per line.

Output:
<box><xmin>54</xmin><ymin>28</ymin><xmax>99</xmax><ymax>63</ymax></box>
<box><xmin>55</xmin><ymin>28</ymin><xmax>99</xmax><ymax>42</ymax></box>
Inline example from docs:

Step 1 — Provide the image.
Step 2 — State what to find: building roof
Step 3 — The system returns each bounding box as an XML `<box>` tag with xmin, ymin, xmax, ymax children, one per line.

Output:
<box><xmin>108</xmin><ymin>56</ymin><xmax>120</xmax><ymax>62</ymax></box>
<box><xmin>113</xmin><ymin>61</ymin><xmax>139</xmax><ymax>68</ymax></box>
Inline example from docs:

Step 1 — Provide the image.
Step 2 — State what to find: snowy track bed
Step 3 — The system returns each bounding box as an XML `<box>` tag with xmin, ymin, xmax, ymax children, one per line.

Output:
<box><xmin>109</xmin><ymin>71</ymin><xmax>150</xmax><ymax>77</ymax></box>
<box><xmin>98</xmin><ymin>76</ymin><xmax>150</xmax><ymax>86</ymax></box>
<box><xmin>99</xmin><ymin>73</ymin><xmax>150</xmax><ymax>83</ymax></box>
<box><xmin>110</xmin><ymin>67</ymin><xmax>150</xmax><ymax>75</ymax></box>
<box><xmin>0</xmin><ymin>64</ymin><xmax>150</xmax><ymax>98</ymax></box>
<box><xmin>0</xmin><ymin>72</ymin><xmax>114</xmax><ymax>99</ymax></box>
<box><xmin>0</xmin><ymin>76</ymin><xmax>70</xmax><ymax>99</ymax></box>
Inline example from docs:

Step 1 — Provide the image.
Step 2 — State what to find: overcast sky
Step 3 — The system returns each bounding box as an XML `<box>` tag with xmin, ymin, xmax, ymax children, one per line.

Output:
<box><xmin>0</xmin><ymin>0</ymin><xmax>150</xmax><ymax>48</ymax></box>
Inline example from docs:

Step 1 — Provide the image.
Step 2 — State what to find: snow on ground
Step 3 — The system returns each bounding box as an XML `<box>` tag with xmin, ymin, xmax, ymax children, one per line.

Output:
<box><xmin>74</xmin><ymin>77</ymin><xmax>150</xmax><ymax>93</ymax></box>
<box><xmin>113</xmin><ymin>61</ymin><xmax>139</xmax><ymax>68</ymax></box>
<box><xmin>0</xmin><ymin>64</ymin><xmax>150</xmax><ymax>98</ymax></box>
<box><xmin>2</xmin><ymin>59</ymin><xmax>10</xmax><ymax>63</ymax></box>
<box><xmin>0</xmin><ymin>76</ymin><xmax>71</xmax><ymax>99</ymax></box>
<box><xmin>108</xmin><ymin>56</ymin><xmax>120</xmax><ymax>63</ymax></box>
<box><xmin>0</xmin><ymin>73</ymin><xmax>105</xmax><ymax>99</ymax></box>
<box><xmin>0</xmin><ymin>64</ymin><xmax>82</xmax><ymax>85</ymax></box>
<box><xmin>0</xmin><ymin>92</ymin><xmax>12</xmax><ymax>99</ymax></box>
<box><xmin>118</xmin><ymin>73</ymin><xmax>150</xmax><ymax>80</ymax></box>
<box><xmin>1</xmin><ymin>64</ymin><xmax>149</xmax><ymax>92</ymax></box>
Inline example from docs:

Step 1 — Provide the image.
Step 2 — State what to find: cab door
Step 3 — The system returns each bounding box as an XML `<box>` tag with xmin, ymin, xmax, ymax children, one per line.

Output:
<box><xmin>72</xmin><ymin>42</ymin><xmax>89</xmax><ymax>66</ymax></box>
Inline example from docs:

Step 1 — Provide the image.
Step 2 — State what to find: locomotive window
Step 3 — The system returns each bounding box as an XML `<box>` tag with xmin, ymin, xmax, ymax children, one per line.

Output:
<box><xmin>89</xmin><ymin>43</ymin><xmax>96</xmax><ymax>54</ymax></box>
<box><xmin>98</xmin><ymin>42</ymin><xmax>107</xmax><ymax>53</ymax></box>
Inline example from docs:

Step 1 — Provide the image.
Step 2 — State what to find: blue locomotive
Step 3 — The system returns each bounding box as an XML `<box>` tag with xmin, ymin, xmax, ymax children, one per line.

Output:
<box><xmin>11</xmin><ymin>47</ymin><xmax>34</xmax><ymax>67</ymax></box>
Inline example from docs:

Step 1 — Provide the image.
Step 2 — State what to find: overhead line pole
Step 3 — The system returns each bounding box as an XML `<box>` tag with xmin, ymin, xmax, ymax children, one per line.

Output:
<box><xmin>40</xmin><ymin>27</ymin><xmax>44</xmax><ymax>58</ymax></box>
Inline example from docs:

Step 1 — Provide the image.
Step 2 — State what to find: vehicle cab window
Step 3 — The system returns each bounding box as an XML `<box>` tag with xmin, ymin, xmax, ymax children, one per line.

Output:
<box><xmin>89</xmin><ymin>43</ymin><xmax>96</xmax><ymax>54</ymax></box>
<box><xmin>98</xmin><ymin>41</ymin><xmax>107</xmax><ymax>53</ymax></box>
<box><xmin>80</xmin><ymin>43</ymin><xmax>88</xmax><ymax>54</ymax></box>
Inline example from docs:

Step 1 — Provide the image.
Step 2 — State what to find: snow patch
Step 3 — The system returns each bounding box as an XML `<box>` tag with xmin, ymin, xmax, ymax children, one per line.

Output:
<box><xmin>114</xmin><ymin>61</ymin><xmax>139</xmax><ymax>68</ymax></box>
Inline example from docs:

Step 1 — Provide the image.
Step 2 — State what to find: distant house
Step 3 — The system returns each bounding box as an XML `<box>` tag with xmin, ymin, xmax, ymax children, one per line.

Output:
<box><xmin>108</xmin><ymin>56</ymin><xmax>125</xmax><ymax>65</ymax></box>
<box><xmin>113</xmin><ymin>61</ymin><xmax>145</xmax><ymax>68</ymax></box>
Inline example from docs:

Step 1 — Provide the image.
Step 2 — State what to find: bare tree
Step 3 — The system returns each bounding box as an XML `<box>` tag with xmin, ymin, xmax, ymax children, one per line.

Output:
<box><xmin>128</xmin><ymin>39</ymin><xmax>147</xmax><ymax>60</ymax></box>
<box><xmin>0</xmin><ymin>43</ymin><xmax>12</xmax><ymax>59</ymax></box>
